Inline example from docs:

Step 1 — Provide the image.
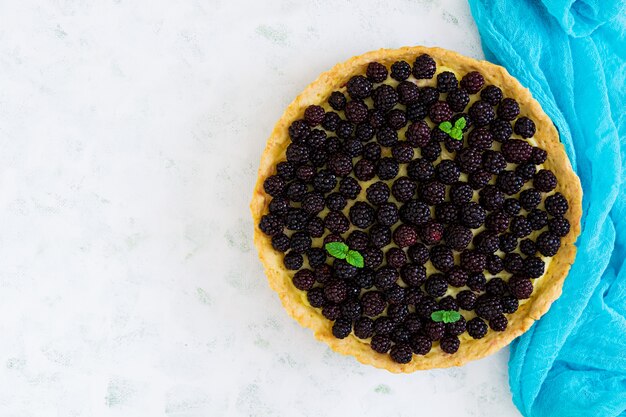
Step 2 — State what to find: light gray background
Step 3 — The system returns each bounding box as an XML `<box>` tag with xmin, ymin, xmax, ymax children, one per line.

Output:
<box><xmin>0</xmin><ymin>0</ymin><xmax>523</xmax><ymax>416</ymax></box>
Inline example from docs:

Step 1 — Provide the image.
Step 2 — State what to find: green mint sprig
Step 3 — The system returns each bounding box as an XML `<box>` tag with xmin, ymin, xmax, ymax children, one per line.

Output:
<box><xmin>325</xmin><ymin>242</ymin><xmax>364</xmax><ymax>268</ymax></box>
<box><xmin>439</xmin><ymin>116</ymin><xmax>466</xmax><ymax>140</ymax></box>
<box><xmin>431</xmin><ymin>310</ymin><xmax>462</xmax><ymax>323</ymax></box>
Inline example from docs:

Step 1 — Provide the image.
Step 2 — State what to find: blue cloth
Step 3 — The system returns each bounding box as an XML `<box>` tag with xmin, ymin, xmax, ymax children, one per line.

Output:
<box><xmin>467</xmin><ymin>1</ymin><xmax>626</xmax><ymax>416</ymax></box>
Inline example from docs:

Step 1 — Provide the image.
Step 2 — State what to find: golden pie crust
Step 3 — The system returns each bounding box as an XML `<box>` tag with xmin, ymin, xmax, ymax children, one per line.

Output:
<box><xmin>250</xmin><ymin>46</ymin><xmax>582</xmax><ymax>372</ymax></box>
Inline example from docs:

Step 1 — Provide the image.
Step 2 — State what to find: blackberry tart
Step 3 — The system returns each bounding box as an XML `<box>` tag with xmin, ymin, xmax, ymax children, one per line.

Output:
<box><xmin>251</xmin><ymin>46</ymin><xmax>582</xmax><ymax>372</ymax></box>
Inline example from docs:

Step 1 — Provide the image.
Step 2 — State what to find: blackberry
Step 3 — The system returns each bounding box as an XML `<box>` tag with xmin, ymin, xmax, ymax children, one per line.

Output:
<box><xmin>501</xmin><ymin>295</ymin><xmax>519</xmax><ymax>314</ymax></box>
<box><xmin>516</xmin><ymin>163</ymin><xmax>537</xmax><ymax>182</ymax></box>
<box><xmin>314</xmin><ymin>264</ymin><xmax>333</xmax><ymax>284</ymax></box>
<box><xmin>391</xmin><ymin>325</ymin><xmax>411</xmax><ymax>344</ymax></box>
<box><xmin>310</xmin><ymin>150</ymin><xmax>328</xmax><ymax>168</ymax></box>
<box><xmin>549</xmin><ymin>217</ymin><xmax>571</xmax><ymax>237</ymax></box>
<box><xmin>326</xmin><ymin>193</ymin><xmax>347</xmax><ymax>211</ymax></box>
<box><xmin>469</xmin><ymin>170</ymin><xmax>492</xmax><ymax>190</ymax></box>
<box><xmin>486</xmin><ymin>277</ymin><xmax>508</xmax><ymax>297</ymax></box>
<box><xmin>366</xmin><ymin>182</ymin><xmax>390</xmax><ymax>206</ymax></box>
<box><xmin>430</xmin><ymin>245</ymin><xmax>454</xmax><ymax>272</ymax></box>
<box><xmin>437</xmin><ymin>71</ymin><xmax>458</xmax><ymax>92</ymax></box>
<box><xmin>459</xmin><ymin>70</ymin><xmax>484</xmax><ymax>92</ymax></box>
<box><xmin>307</xmin><ymin>248</ymin><xmax>326</xmax><ymax>268</ymax></box>
<box><xmin>489</xmin><ymin>315</ymin><xmax>508</xmax><ymax>331</ymax></box>
<box><xmin>407</xmin><ymin>158</ymin><xmax>435</xmax><ymax>181</ymax></box>
<box><xmin>369</xmin><ymin>224</ymin><xmax>392</xmax><ymax>248</ymax></box>
<box><xmin>401</xmin><ymin>263</ymin><xmax>427</xmax><ymax>286</ymax></box>
<box><xmin>499</xmin><ymin>233</ymin><xmax>518</xmax><ymax>253</ymax></box>
<box><xmin>353</xmin><ymin>317</ymin><xmax>375</xmax><ymax>339</ymax></box>
<box><xmin>341</xmin><ymin>299</ymin><xmax>362</xmax><ymax>320</ymax></box>
<box><xmin>436</xmin><ymin>160</ymin><xmax>461</xmax><ymax>185</ymax></box>
<box><xmin>343</xmin><ymin>139</ymin><xmax>363</xmax><ymax>158</ymax></box>
<box><xmin>523</xmin><ymin>256</ymin><xmax>545</xmax><ymax>278</ymax></box>
<box><xmin>392</xmin><ymin>143</ymin><xmax>415</xmax><ymax>163</ymax></box>
<box><xmin>269</xmin><ymin>196</ymin><xmax>289</xmax><ymax>215</ymax></box>
<box><xmin>460</xmin><ymin>202</ymin><xmax>486</xmax><ymax>229</ymax></box>
<box><xmin>288</xmin><ymin>120</ymin><xmax>312</xmax><ymax>144</ymax></box>
<box><xmin>271</xmin><ymin>234</ymin><xmax>290</xmax><ymax>252</ymax></box>
<box><xmin>457</xmin><ymin>290</ymin><xmax>477</xmax><ymax>310</ymax></box>
<box><xmin>354</xmin><ymin>123</ymin><xmax>375</xmax><ymax>142</ymax></box>
<box><xmin>386</xmin><ymin>247</ymin><xmax>407</xmax><ymax>269</ymax></box>
<box><xmin>313</xmin><ymin>170</ymin><xmax>337</xmax><ymax>193</ymax></box>
<box><xmin>361</xmin><ymin>291</ymin><xmax>386</xmax><ymax>316</ymax></box>
<box><xmin>486</xmin><ymin>211</ymin><xmax>511</xmax><ymax>233</ymax></box>
<box><xmin>366</xmin><ymin>61</ymin><xmax>388</xmax><ymax>83</ymax></box>
<box><xmin>390</xmin><ymin>60</ymin><xmax>411</xmax><ymax>81</ymax></box>
<box><xmin>376</xmin><ymin>202</ymin><xmax>400</xmax><ymax>227</ymax></box>
<box><xmin>296</xmin><ymin>165</ymin><xmax>316</xmax><ymax>183</ymax></box>
<box><xmin>336</xmin><ymin>120</ymin><xmax>355</xmax><ymax>139</ymax></box>
<box><xmin>307</xmin><ymin>217</ymin><xmax>325</xmax><ymax>238</ymax></box>
<box><xmin>393</xmin><ymin>224</ymin><xmax>418</xmax><ymax>248</ymax></box>
<box><xmin>376</xmin><ymin>157</ymin><xmax>399</xmax><ymax>180</ymax></box>
<box><xmin>420</xmin><ymin>140</ymin><xmax>442</xmax><ymax>162</ymax></box>
<box><xmin>545</xmin><ymin>193</ymin><xmax>569</xmax><ymax>216</ymax></box>
<box><xmin>443</xmin><ymin>135</ymin><xmax>464</xmax><ymax>153</ymax></box>
<box><xmin>486</xmin><ymin>254</ymin><xmax>504</xmax><ymax>274</ymax></box>
<box><xmin>307</xmin><ymin>287</ymin><xmax>326</xmax><ymax>308</ymax></box>
<box><xmin>354</xmin><ymin>159</ymin><xmax>375</xmax><ymax>181</ymax></box>
<box><xmin>509</xmin><ymin>276</ymin><xmax>534</xmax><ymax>299</ymax></box>
<box><xmin>520</xmin><ymin>239</ymin><xmax>537</xmax><ymax>256</ymax></box>
<box><xmin>412</xmin><ymin>54</ymin><xmax>437</xmax><ymax>79</ymax></box>
<box><xmin>326</xmin><ymin>137</ymin><xmax>342</xmax><ymax>154</ymax></box>
<box><xmin>263</xmin><ymin>175</ymin><xmax>285</xmax><ymax>197</ymax></box>
<box><xmin>497</xmin><ymin>171</ymin><xmax>524</xmax><ymax>195</ymax></box>
<box><xmin>468</xmin><ymin>127</ymin><xmax>494</xmax><ymax>150</ymax></box>
<box><xmin>514</xmin><ymin>117</ymin><xmax>536</xmax><ymax>138</ymax></box>
<box><xmin>332</xmin><ymin>318</ymin><xmax>352</xmax><ymax>339</ymax></box>
<box><xmin>503</xmin><ymin>198</ymin><xmax>522</xmax><ymax>216</ymax></box>
<box><xmin>531</xmin><ymin>147</ymin><xmax>548</xmax><ymax>164</ymax></box>
<box><xmin>303</xmin><ymin>105</ymin><xmax>324</xmax><ymax>126</ymax></box>
<box><xmin>390</xmin><ymin>343</ymin><xmax>413</xmax><ymax>363</ymax></box>
<box><xmin>410</xmin><ymin>334</ymin><xmax>432</xmax><ymax>355</ymax></box>
<box><xmin>504</xmin><ymin>253</ymin><xmax>524</xmax><ymax>273</ymax></box>
<box><xmin>324</xmin><ymin>211</ymin><xmax>349</xmax><ymax>234</ymax></box>
<box><xmin>347</xmin><ymin>75</ymin><xmax>372</xmax><ymax>99</ymax></box>
<box><xmin>497</xmin><ymin>98</ymin><xmax>520</xmax><ymax>121</ymax></box>
<box><xmin>416</xmin><ymin>296</ymin><xmax>438</xmax><ymax>318</ymax></box>
<box><xmin>291</xmin><ymin>269</ymin><xmax>315</xmax><ymax>291</ymax></box>
<box><xmin>475</xmin><ymin>296</ymin><xmax>503</xmax><ymax>320</ymax></box>
<box><xmin>363</xmin><ymin>142</ymin><xmax>382</xmax><ymax>161</ymax></box>
<box><xmin>405</xmin><ymin>287</ymin><xmax>424</xmax><ymax>306</ymax></box>
<box><xmin>440</xmin><ymin>335</ymin><xmax>460</xmax><ymax>353</ymax></box>
<box><xmin>388</xmin><ymin>303</ymin><xmax>409</xmax><ymax>323</ymax></box>
<box><xmin>328</xmin><ymin>91</ymin><xmax>347</xmax><ymax>111</ymax></box>
<box><xmin>385</xmin><ymin>284</ymin><xmax>406</xmax><ymax>305</ymax></box>
<box><xmin>419</xmin><ymin>86</ymin><xmax>440</xmax><ymax>106</ymax></box>
<box><xmin>429</xmin><ymin>101</ymin><xmax>453</xmax><ymax>123</ymax></box>
<box><xmin>460</xmin><ymin>250</ymin><xmax>487</xmax><ymax>273</ymax></box>
<box><xmin>510</xmin><ymin>215</ymin><xmax>532</xmax><ymax>237</ymax></box>
<box><xmin>467</xmin><ymin>317</ymin><xmax>488</xmax><ymax>339</ymax></box>
<box><xmin>349</xmin><ymin>202</ymin><xmax>375</xmax><ymax>229</ymax></box>
<box><xmin>392</xmin><ymin>177</ymin><xmax>417</xmax><ymax>202</ymax></box>
<box><xmin>405</xmin><ymin>121</ymin><xmax>431</xmax><ymax>147</ymax></box>
<box><xmin>322</xmin><ymin>304</ymin><xmax>341</xmax><ymax>320</ymax></box>
<box><xmin>276</xmin><ymin>161</ymin><xmax>296</xmax><ymax>181</ymax></box>
<box><xmin>370</xmin><ymin>335</ymin><xmax>393</xmax><ymax>356</ymax></box>
<box><xmin>290</xmin><ymin>231</ymin><xmax>312</xmax><ymax>253</ymax></box>
<box><xmin>284</xmin><ymin>251</ymin><xmax>303</xmax><ymax>270</ymax></box>
<box><xmin>490</xmin><ymin>118</ymin><xmax>513</xmax><ymax>142</ymax></box>
<box><xmin>404</xmin><ymin>313</ymin><xmax>422</xmax><ymax>333</ymax></box>
<box><xmin>457</xmin><ymin>147</ymin><xmax>483</xmax><ymax>173</ymax></box>
<box><xmin>322</xmin><ymin>111</ymin><xmax>341</xmax><ymax>131</ymax></box>
<box><xmin>362</xmin><ymin>247</ymin><xmax>384</xmax><ymax>269</ymax></box>
<box><xmin>286</xmin><ymin>143</ymin><xmax>310</xmax><ymax>164</ymax></box>
<box><xmin>328</xmin><ymin>153</ymin><xmax>352</xmax><ymax>177</ymax></box>
<box><xmin>420</xmin><ymin>180</ymin><xmax>446</xmax><ymax>205</ymax></box>
<box><xmin>354</xmin><ymin>267</ymin><xmax>375</xmax><ymax>288</ymax></box>
<box><xmin>449</xmin><ymin>182</ymin><xmax>473</xmax><ymax>204</ymax></box>
<box><xmin>534</xmin><ymin>169</ymin><xmax>558</xmax><ymax>192</ymax></box>
<box><xmin>373</xmin><ymin>84</ymin><xmax>399</xmax><ymax>111</ymax></box>
<box><xmin>400</xmin><ymin>200</ymin><xmax>431</xmax><ymax>226</ymax></box>
<box><xmin>324</xmin><ymin>279</ymin><xmax>348</xmax><ymax>304</ymax></box>
<box><xmin>520</xmin><ymin>189</ymin><xmax>541</xmax><ymax>211</ymax></box>
<box><xmin>439</xmin><ymin>295</ymin><xmax>459</xmax><ymax>311</ymax></box>
<box><xmin>444</xmin><ymin>225</ymin><xmax>473</xmax><ymax>251</ymax></box>
<box><xmin>436</xmin><ymin>202</ymin><xmax>459</xmax><ymax>225</ymax></box>
<box><xmin>480</xmin><ymin>85</ymin><xmax>502</xmax><ymax>105</ymax></box>
<box><xmin>474</xmin><ymin>231</ymin><xmax>500</xmax><ymax>254</ymax></box>
<box><xmin>422</xmin><ymin>321</ymin><xmax>445</xmax><ymax>342</ymax></box>
<box><xmin>286</xmin><ymin>180</ymin><xmax>307</xmax><ymax>202</ymax></box>
<box><xmin>334</xmin><ymin>258</ymin><xmax>358</xmax><ymax>280</ymax></box>
<box><xmin>407</xmin><ymin>244</ymin><xmax>430</xmax><ymax>265</ymax></box>
<box><xmin>259</xmin><ymin>213</ymin><xmax>284</xmax><ymax>236</ymax></box>
<box><xmin>467</xmin><ymin>273</ymin><xmax>487</xmax><ymax>292</ymax></box>
<box><xmin>344</xmin><ymin>101</ymin><xmax>368</xmax><ymax>124</ymax></box>
<box><xmin>469</xmin><ymin>101</ymin><xmax>495</xmax><ymax>127</ymax></box>
<box><xmin>374</xmin><ymin>267</ymin><xmax>398</xmax><ymax>291</ymax></box>
<box><xmin>536</xmin><ymin>231</ymin><xmax>561</xmax><ymax>256</ymax></box>
<box><xmin>425</xmin><ymin>274</ymin><xmax>448</xmax><ymax>297</ymax></box>
<box><xmin>527</xmin><ymin>208</ymin><xmax>548</xmax><ymax>230</ymax></box>
<box><xmin>420</xmin><ymin>221</ymin><xmax>444</xmax><ymax>245</ymax></box>
<box><xmin>367</xmin><ymin>109</ymin><xmax>385</xmax><ymax>130</ymax></box>
<box><xmin>387</xmin><ymin>109</ymin><xmax>407</xmax><ymax>130</ymax></box>
<box><xmin>406</xmin><ymin>102</ymin><xmax>428</xmax><ymax>122</ymax></box>
<box><xmin>445</xmin><ymin>88</ymin><xmax>469</xmax><ymax>112</ymax></box>
<box><xmin>446</xmin><ymin>266</ymin><xmax>468</xmax><ymax>287</ymax></box>
<box><xmin>479</xmin><ymin>185</ymin><xmax>505</xmax><ymax>211</ymax></box>
<box><xmin>339</xmin><ymin>177</ymin><xmax>361</xmax><ymax>199</ymax></box>
<box><xmin>397</xmin><ymin>81</ymin><xmax>420</xmax><ymax>105</ymax></box>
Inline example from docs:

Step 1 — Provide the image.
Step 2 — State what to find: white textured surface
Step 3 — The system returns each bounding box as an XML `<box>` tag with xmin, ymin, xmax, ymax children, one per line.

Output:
<box><xmin>0</xmin><ymin>1</ymin><xmax>523</xmax><ymax>416</ymax></box>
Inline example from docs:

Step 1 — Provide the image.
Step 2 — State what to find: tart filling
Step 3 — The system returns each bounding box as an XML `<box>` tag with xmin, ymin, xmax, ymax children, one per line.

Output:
<box><xmin>251</xmin><ymin>47</ymin><xmax>582</xmax><ymax>372</ymax></box>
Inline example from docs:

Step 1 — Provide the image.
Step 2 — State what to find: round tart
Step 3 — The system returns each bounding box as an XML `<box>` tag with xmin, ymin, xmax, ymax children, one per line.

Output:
<box><xmin>250</xmin><ymin>46</ymin><xmax>582</xmax><ymax>372</ymax></box>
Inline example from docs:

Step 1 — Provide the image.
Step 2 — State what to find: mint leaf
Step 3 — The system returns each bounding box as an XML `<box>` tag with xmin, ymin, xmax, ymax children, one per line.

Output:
<box><xmin>438</xmin><ymin>121</ymin><xmax>452</xmax><ymax>133</ymax></box>
<box><xmin>325</xmin><ymin>242</ymin><xmax>349</xmax><ymax>259</ymax></box>
<box><xmin>450</xmin><ymin>127</ymin><xmax>463</xmax><ymax>140</ymax></box>
<box><xmin>346</xmin><ymin>250</ymin><xmax>364</xmax><ymax>268</ymax></box>
<box><xmin>431</xmin><ymin>311</ymin><xmax>446</xmax><ymax>322</ymax></box>
<box><xmin>431</xmin><ymin>310</ymin><xmax>462</xmax><ymax>323</ymax></box>
<box><xmin>454</xmin><ymin>116</ymin><xmax>466</xmax><ymax>130</ymax></box>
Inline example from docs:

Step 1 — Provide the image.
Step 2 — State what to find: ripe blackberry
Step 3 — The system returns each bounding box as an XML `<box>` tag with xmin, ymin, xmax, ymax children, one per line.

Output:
<box><xmin>392</xmin><ymin>177</ymin><xmax>417</xmax><ymax>202</ymax></box>
<box><xmin>423</xmin><ymin>321</ymin><xmax>445</xmax><ymax>341</ymax></box>
<box><xmin>374</xmin><ymin>267</ymin><xmax>398</xmax><ymax>292</ymax></box>
<box><xmin>405</xmin><ymin>288</ymin><xmax>424</xmax><ymax>306</ymax></box>
<box><xmin>479</xmin><ymin>185</ymin><xmax>505</xmax><ymax>211</ymax></box>
<box><xmin>361</xmin><ymin>291</ymin><xmax>386</xmax><ymax>317</ymax></box>
<box><xmin>336</xmin><ymin>120</ymin><xmax>355</xmax><ymax>139</ymax></box>
<box><xmin>466</xmin><ymin>317</ymin><xmax>488</xmax><ymax>339</ymax></box>
<box><xmin>307</xmin><ymin>248</ymin><xmax>327</xmax><ymax>268</ymax></box>
<box><xmin>459</xmin><ymin>70</ymin><xmax>484</xmax><ymax>92</ymax></box>
<box><xmin>504</xmin><ymin>253</ymin><xmax>524</xmax><ymax>273</ymax></box>
<box><xmin>407</xmin><ymin>244</ymin><xmax>430</xmax><ymax>265</ymax></box>
<box><xmin>486</xmin><ymin>277</ymin><xmax>509</xmax><ymax>297</ymax></box>
<box><xmin>284</xmin><ymin>251</ymin><xmax>303</xmax><ymax>270</ymax></box>
<box><xmin>531</xmin><ymin>147</ymin><xmax>548</xmax><ymax>164</ymax></box>
<box><xmin>429</xmin><ymin>101</ymin><xmax>453</xmax><ymax>123</ymax></box>
<box><xmin>284</xmin><ymin>181</ymin><xmax>306</xmax><ymax>203</ymax></box>
<box><xmin>324</xmin><ymin>279</ymin><xmax>348</xmax><ymax>304</ymax></box>
<box><xmin>405</xmin><ymin>121</ymin><xmax>431</xmax><ymax>148</ymax></box>
<box><xmin>392</xmin><ymin>143</ymin><xmax>414</xmax><ymax>164</ymax></box>
<box><xmin>271</xmin><ymin>233</ymin><xmax>290</xmax><ymax>252</ymax></box>
<box><xmin>407</xmin><ymin>158</ymin><xmax>435</xmax><ymax>181</ymax></box>
<box><xmin>296</xmin><ymin>165</ymin><xmax>316</xmax><ymax>183</ymax></box>
<box><xmin>489</xmin><ymin>315</ymin><xmax>508</xmax><ymax>332</ymax></box>
<box><xmin>393</xmin><ymin>225</ymin><xmax>418</xmax><ymax>248</ymax></box>
<box><xmin>440</xmin><ymin>335</ymin><xmax>460</xmax><ymax>353</ymax></box>
<box><xmin>420</xmin><ymin>180</ymin><xmax>446</xmax><ymax>205</ymax></box>
<box><xmin>343</xmin><ymin>138</ymin><xmax>363</xmax><ymax>158</ymax></box>
<box><xmin>303</xmin><ymin>105</ymin><xmax>325</xmax><ymax>126</ymax></box>
<box><xmin>314</xmin><ymin>264</ymin><xmax>333</xmax><ymax>284</ymax></box>
<box><xmin>425</xmin><ymin>274</ymin><xmax>448</xmax><ymax>297</ymax></box>
<box><xmin>516</xmin><ymin>163</ymin><xmax>537</xmax><ymax>182</ymax></box>
<box><xmin>332</xmin><ymin>318</ymin><xmax>352</xmax><ymax>339</ymax></box>
<box><xmin>366</xmin><ymin>182</ymin><xmax>390</xmax><ymax>206</ymax></box>
<box><xmin>402</xmin><ymin>313</ymin><xmax>421</xmax><ymax>334</ymax></box>
<box><xmin>406</xmin><ymin>102</ymin><xmax>428</xmax><ymax>122</ymax></box>
<box><xmin>536</xmin><ymin>231</ymin><xmax>561</xmax><ymax>256</ymax></box>
<box><xmin>347</xmin><ymin>75</ymin><xmax>372</xmax><ymax>99</ymax></box>
<box><xmin>497</xmin><ymin>98</ymin><xmax>520</xmax><ymax>121</ymax></box>
<box><xmin>354</xmin><ymin>267</ymin><xmax>375</xmax><ymax>288</ymax></box>
<box><xmin>502</xmin><ymin>140</ymin><xmax>533</xmax><ymax>164</ymax></box>
<box><xmin>549</xmin><ymin>217</ymin><xmax>571</xmax><ymax>237</ymax></box>
<box><xmin>376</xmin><ymin>202</ymin><xmax>400</xmax><ymax>226</ymax></box>
<box><xmin>388</xmin><ymin>303</ymin><xmax>409</xmax><ymax>323</ymax></box>
<box><xmin>354</xmin><ymin>122</ymin><xmax>375</xmax><ymax>142</ymax></box>
<box><xmin>514</xmin><ymin>117</ymin><xmax>536</xmax><ymax>138</ymax></box>
<box><xmin>400</xmin><ymin>200</ymin><xmax>431</xmax><ymax>226</ymax></box>
<box><xmin>503</xmin><ymin>198</ymin><xmax>522</xmax><ymax>216</ymax></box>
<box><xmin>443</xmin><ymin>135</ymin><xmax>464</xmax><ymax>153</ymax></box>
<box><xmin>420</xmin><ymin>221</ymin><xmax>444</xmax><ymax>245</ymax></box>
<box><xmin>389</xmin><ymin>343</ymin><xmax>413</xmax><ymax>363</ymax></box>
<box><xmin>354</xmin><ymin>159</ymin><xmax>375</xmax><ymax>181</ymax></box>
<box><xmin>533</xmin><ymin>169</ymin><xmax>557</xmax><ymax>192</ymax></box>
<box><xmin>373</xmin><ymin>84</ymin><xmax>399</xmax><ymax>111</ymax></box>
<box><xmin>419</xmin><ymin>86</ymin><xmax>440</xmax><ymax>106</ymax></box>
<box><xmin>385</xmin><ymin>284</ymin><xmax>407</xmax><ymax>305</ymax></box>
<box><xmin>289</xmin><ymin>120</ymin><xmax>312</xmax><ymax>145</ymax></box>
<box><xmin>387</xmin><ymin>109</ymin><xmax>408</xmax><ymax>130</ymax></box>
<box><xmin>386</xmin><ymin>247</ymin><xmax>408</xmax><ymax>269</ymax></box>
<box><xmin>276</xmin><ymin>161</ymin><xmax>296</xmax><ymax>181</ymax></box>
<box><xmin>486</xmin><ymin>211</ymin><xmax>510</xmax><ymax>233</ymax></box>
<box><xmin>371</xmin><ymin>334</ymin><xmax>393</xmax><ymax>354</ymax></box>
<box><xmin>519</xmin><ymin>189</ymin><xmax>541</xmax><ymax>211</ymax></box>
<box><xmin>475</xmin><ymin>296</ymin><xmax>503</xmax><ymax>320</ymax></box>
<box><xmin>328</xmin><ymin>91</ymin><xmax>347</xmax><ymax>111</ymax></box>
<box><xmin>545</xmin><ymin>193</ymin><xmax>569</xmax><ymax>217</ymax></box>
<box><xmin>376</xmin><ymin>157</ymin><xmax>400</xmax><ymax>180</ymax></box>
<box><xmin>322</xmin><ymin>304</ymin><xmax>341</xmax><ymax>321</ymax></box>
<box><xmin>341</xmin><ymin>299</ymin><xmax>362</xmax><ymax>320</ymax></box>
<box><xmin>416</xmin><ymin>296</ymin><xmax>439</xmax><ymax>319</ymax></box>
<box><xmin>307</xmin><ymin>217</ymin><xmax>324</xmax><ymax>238</ymax></box>
<box><xmin>510</xmin><ymin>215</ymin><xmax>532</xmax><ymax>237</ymax></box>
<box><xmin>469</xmin><ymin>170</ymin><xmax>492</xmax><ymax>190</ymax></box>
<box><xmin>401</xmin><ymin>263</ymin><xmax>427</xmax><ymax>286</ymax></box>
<box><xmin>326</xmin><ymin>193</ymin><xmax>347</xmax><ymax>211</ymax></box>
<box><xmin>437</xmin><ymin>71</ymin><xmax>458</xmax><ymax>92</ymax></box>
<box><xmin>430</xmin><ymin>245</ymin><xmax>454</xmax><ymax>272</ymax></box>
<box><xmin>449</xmin><ymin>182</ymin><xmax>474</xmax><ymax>204</ymax></box>
<box><xmin>436</xmin><ymin>202</ymin><xmax>459</xmax><ymax>225</ymax></box>
<box><xmin>366</xmin><ymin>61</ymin><xmax>388</xmax><ymax>83</ymax></box>
<box><xmin>391</xmin><ymin>325</ymin><xmax>411</xmax><ymax>344</ymax></box>
<box><xmin>286</xmin><ymin>143</ymin><xmax>310</xmax><ymax>164</ymax></box>
<box><xmin>457</xmin><ymin>290</ymin><xmax>477</xmax><ymax>310</ymax></box>
<box><xmin>527</xmin><ymin>208</ymin><xmax>548</xmax><ymax>230</ymax></box>
<box><xmin>446</xmin><ymin>88</ymin><xmax>470</xmax><ymax>112</ymax></box>
<box><xmin>499</xmin><ymin>295</ymin><xmax>518</xmax><ymax>314</ymax></box>
<box><xmin>435</xmin><ymin>160</ymin><xmax>461</xmax><ymax>185</ymax></box>
<box><xmin>460</xmin><ymin>250</ymin><xmax>487</xmax><ymax>273</ymax></box>
<box><xmin>322</xmin><ymin>111</ymin><xmax>340</xmax><ymax>131</ymax></box>
<box><xmin>444</xmin><ymin>225</ymin><xmax>472</xmax><ymax>251</ymax></box>
<box><xmin>313</xmin><ymin>170</ymin><xmax>337</xmax><ymax>193</ymax></box>
<box><xmin>446</xmin><ymin>266</ymin><xmax>469</xmax><ymax>287</ymax></box>
<box><xmin>259</xmin><ymin>213</ymin><xmax>284</xmax><ymax>236</ymax></box>
<box><xmin>362</xmin><ymin>248</ymin><xmax>383</xmax><ymax>269</ymax></box>
<box><xmin>499</xmin><ymin>233</ymin><xmax>518</xmax><ymax>253</ymax></box>
<box><xmin>509</xmin><ymin>276</ymin><xmax>534</xmax><ymax>299</ymax></box>
<box><xmin>397</xmin><ymin>81</ymin><xmax>420</xmax><ymax>105</ymax></box>
<box><xmin>307</xmin><ymin>287</ymin><xmax>326</xmax><ymax>308</ymax></box>
<box><xmin>290</xmin><ymin>231</ymin><xmax>312</xmax><ymax>254</ymax></box>
<box><xmin>421</xmin><ymin>140</ymin><xmax>442</xmax><ymax>162</ymax></box>
<box><xmin>353</xmin><ymin>317</ymin><xmax>375</xmax><ymax>339</ymax></box>
<box><xmin>524</xmin><ymin>256</ymin><xmax>546</xmax><ymax>278</ymax></box>
<box><xmin>344</xmin><ymin>101</ymin><xmax>368</xmax><ymax>124</ymax></box>
<box><xmin>469</xmin><ymin>100</ymin><xmax>495</xmax><ymax>127</ymax></box>
<box><xmin>468</xmin><ymin>127</ymin><xmax>494</xmax><ymax>150</ymax></box>
<box><xmin>324</xmin><ymin>210</ymin><xmax>349</xmax><ymax>234</ymax></box>
<box><xmin>474</xmin><ymin>231</ymin><xmax>500</xmax><ymax>254</ymax></box>
<box><xmin>349</xmin><ymin>202</ymin><xmax>375</xmax><ymax>229</ymax></box>
<box><xmin>487</xmin><ymin>254</ymin><xmax>504</xmax><ymax>274</ymax></box>
<box><xmin>520</xmin><ymin>239</ymin><xmax>537</xmax><ymax>256</ymax></box>
<box><xmin>325</xmin><ymin>137</ymin><xmax>342</xmax><ymax>154</ymax></box>
<box><xmin>334</xmin><ymin>258</ymin><xmax>358</xmax><ymax>280</ymax></box>
<box><xmin>409</xmin><ymin>334</ymin><xmax>431</xmax><ymax>355</ymax></box>
<box><xmin>457</xmin><ymin>147</ymin><xmax>483</xmax><ymax>173</ymax></box>
<box><xmin>263</xmin><ymin>175</ymin><xmax>285</xmax><ymax>197</ymax></box>
<box><xmin>339</xmin><ymin>176</ymin><xmax>361</xmax><ymax>199</ymax></box>
<box><xmin>460</xmin><ymin>202</ymin><xmax>486</xmax><ymax>229</ymax></box>
<box><xmin>490</xmin><ymin>118</ymin><xmax>513</xmax><ymax>142</ymax></box>
<box><xmin>497</xmin><ymin>171</ymin><xmax>524</xmax><ymax>195</ymax></box>
<box><xmin>480</xmin><ymin>85</ymin><xmax>502</xmax><ymax>105</ymax></box>
<box><xmin>369</xmin><ymin>224</ymin><xmax>392</xmax><ymax>248</ymax></box>
<box><xmin>368</xmin><ymin>109</ymin><xmax>386</xmax><ymax>129</ymax></box>
<box><xmin>467</xmin><ymin>273</ymin><xmax>487</xmax><ymax>292</ymax></box>
<box><xmin>412</xmin><ymin>54</ymin><xmax>437</xmax><ymax>79</ymax></box>
<box><xmin>438</xmin><ymin>296</ymin><xmax>459</xmax><ymax>312</ymax></box>
<box><xmin>269</xmin><ymin>197</ymin><xmax>289</xmax><ymax>216</ymax></box>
